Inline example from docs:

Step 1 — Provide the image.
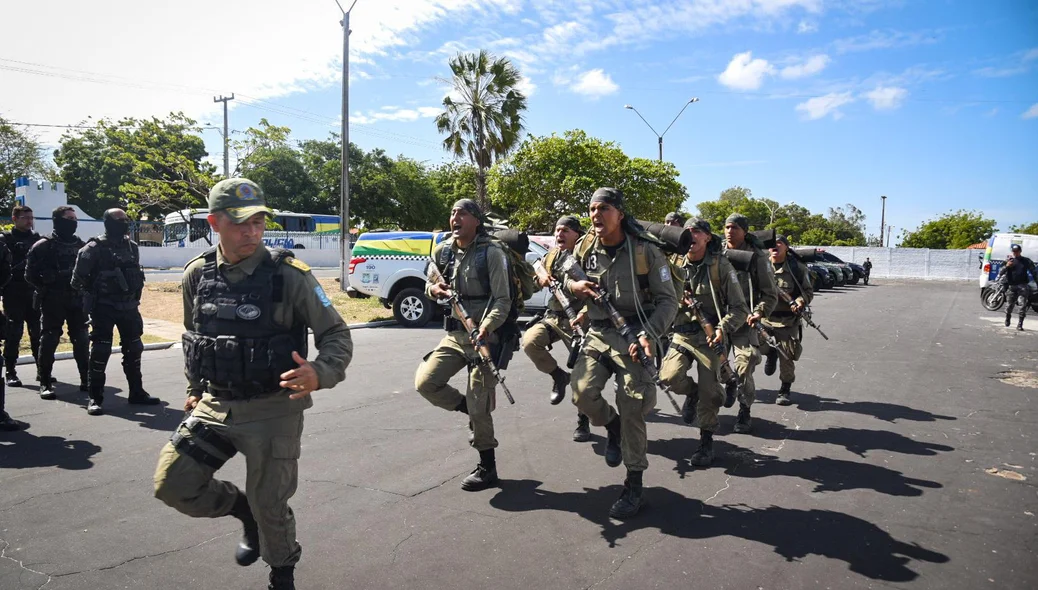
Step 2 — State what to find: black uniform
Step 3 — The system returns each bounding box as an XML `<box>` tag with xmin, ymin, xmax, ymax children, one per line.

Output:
<box><xmin>0</xmin><ymin>228</ymin><xmax>42</xmax><ymax>379</ymax></box>
<box><xmin>0</xmin><ymin>241</ymin><xmax>19</xmax><ymax>430</ymax></box>
<box><xmin>25</xmin><ymin>232</ymin><xmax>89</xmax><ymax>394</ymax></box>
<box><xmin>1003</xmin><ymin>255</ymin><xmax>1036</xmax><ymax>327</ymax></box>
<box><xmin>71</xmin><ymin>234</ymin><xmax>155</xmax><ymax>405</ymax></box>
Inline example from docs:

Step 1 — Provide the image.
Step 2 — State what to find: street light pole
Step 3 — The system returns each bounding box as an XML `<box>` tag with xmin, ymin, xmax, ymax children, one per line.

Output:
<box><xmin>879</xmin><ymin>195</ymin><xmax>887</xmax><ymax>248</ymax></box>
<box><xmin>335</xmin><ymin>0</ymin><xmax>357</xmax><ymax>291</ymax></box>
<box><xmin>624</xmin><ymin>97</ymin><xmax>699</xmax><ymax>161</ymax></box>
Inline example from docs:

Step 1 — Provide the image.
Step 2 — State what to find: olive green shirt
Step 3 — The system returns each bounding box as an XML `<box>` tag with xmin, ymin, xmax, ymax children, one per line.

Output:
<box><xmin>182</xmin><ymin>244</ymin><xmax>353</xmax><ymax>421</ymax></box>
<box><xmin>566</xmin><ymin>233</ymin><xmax>678</xmax><ymax>338</ymax></box>
<box><xmin>724</xmin><ymin>240</ymin><xmax>778</xmax><ymax>319</ymax></box>
<box><xmin>769</xmin><ymin>257</ymin><xmax>814</xmax><ymax>328</ymax></box>
<box><xmin>544</xmin><ymin>246</ymin><xmax>577</xmax><ymax>314</ymax></box>
<box><xmin>673</xmin><ymin>250</ymin><xmax>748</xmax><ymax>337</ymax></box>
<box><xmin>427</xmin><ymin>233</ymin><xmax>512</xmax><ymax>334</ymax></box>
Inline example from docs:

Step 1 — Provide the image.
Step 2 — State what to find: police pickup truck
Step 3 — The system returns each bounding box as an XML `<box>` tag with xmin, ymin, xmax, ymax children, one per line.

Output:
<box><xmin>348</xmin><ymin>230</ymin><xmax>552</xmax><ymax>327</ymax></box>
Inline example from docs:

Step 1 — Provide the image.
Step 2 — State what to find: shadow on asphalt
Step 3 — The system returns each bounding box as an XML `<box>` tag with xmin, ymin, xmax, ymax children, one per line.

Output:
<box><xmin>488</xmin><ymin>479</ymin><xmax>949</xmax><ymax>582</ymax></box>
<box><xmin>0</xmin><ymin>429</ymin><xmax>101</xmax><ymax>470</ymax></box>
<box><xmin>748</xmin><ymin>417</ymin><xmax>956</xmax><ymax>458</ymax></box>
<box><xmin>48</xmin><ymin>386</ymin><xmax>182</xmax><ymax>432</ymax></box>
<box><xmin>789</xmin><ymin>392</ymin><xmax>958</xmax><ymax>423</ymax></box>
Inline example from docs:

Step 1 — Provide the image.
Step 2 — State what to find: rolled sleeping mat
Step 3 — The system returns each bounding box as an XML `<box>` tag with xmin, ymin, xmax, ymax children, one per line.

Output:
<box><xmin>724</xmin><ymin>247</ymin><xmax>755</xmax><ymax>273</ymax></box>
<box><xmin>792</xmin><ymin>247</ymin><xmax>818</xmax><ymax>262</ymax></box>
<box><xmin>635</xmin><ymin>219</ymin><xmax>692</xmax><ymax>255</ymax></box>
<box><xmin>489</xmin><ymin>227</ymin><xmax>530</xmax><ymax>255</ymax></box>
<box><xmin>751</xmin><ymin>229</ymin><xmax>777</xmax><ymax>249</ymax></box>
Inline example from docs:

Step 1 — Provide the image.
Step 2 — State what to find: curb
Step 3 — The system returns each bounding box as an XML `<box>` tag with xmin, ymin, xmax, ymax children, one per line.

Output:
<box><xmin>14</xmin><ymin>320</ymin><xmax>397</xmax><ymax>365</ymax></box>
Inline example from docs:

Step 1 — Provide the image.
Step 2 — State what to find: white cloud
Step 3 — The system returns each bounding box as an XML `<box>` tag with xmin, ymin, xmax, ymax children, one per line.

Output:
<box><xmin>780</xmin><ymin>55</ymin><xmax>830</xmax><ymax>79</ymax></box>
<box><xmin>864</xmin><ymin>86</ymin><xmax>907</xmax><ymax>110</ymax></box>
<box><xmin>797</xmin><ymin>20</ymin><xmax>818</xmax><ymax>34</ymax></box>
<box><xmin>1025</xmin><ymin>48</ymin><xmax>1038</xmax><ymax>62</ymax></box>
<box><xmin>352</xmin><ymin>106</ymin><xmax>441</xmax><ymax>125</ymax></box>
<box><xmin>1023</xmin><ymin>104</ymin><xmax>1038</xmax><ymax>120</ymax></box>
<box><xmin>984</xmin><ymin>108</ymin><xmax>999</xmax><ymax>118</ymax></box>
<box><xmin>795</xmin><ymin>92</ymin><xmax>854</xmax><ymax>120</ymax></box>
<box><xmin>718</xmin><ymin>51</ymin><xmax>775</xmax><ymax>90</ymax></box>
<box><xmin>569</xmin><ymin>69</ymin><xmax>618</xmax><ymax>98</ymax></box>
<box><xmin>516</xmin><ymin>76</ymin><xmax>538</xmax><ymax>97</ymax></box>
<box><xmin>832</xmin><ymin>29</ymin><xmax>941</xmax><ymax>53</ymax></box>
<box><xmin>0</xmin><ymin>0</ymin><xmax>527</xmax><ymax>144</ymax></box>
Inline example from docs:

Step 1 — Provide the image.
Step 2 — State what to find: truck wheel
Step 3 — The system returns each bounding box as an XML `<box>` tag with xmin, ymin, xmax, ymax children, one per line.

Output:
<box><xmin>393</xmin><ymin>288</ymin><xmax>433</xmax><ymax>328</ymax></box>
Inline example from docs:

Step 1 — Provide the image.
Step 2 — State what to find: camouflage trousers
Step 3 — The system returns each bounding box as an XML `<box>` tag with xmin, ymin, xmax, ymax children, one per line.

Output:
<box><xmin>759</xmin><ymin>322</ymin><xmax>802</xmax><ymax>384</ymax></box>
<box><xmin>730</xmin><ymin>325</ymin><xmax>761</xmax><ymax>407</ymax></box>
<box><xmin>521</xmin><ymin>314</ymin><xmax>573</xmax><ymax>375</ymax></box>
<box><xmin>659</xmin><ymin>332</ymin><xmax>724</xmax><ymax>433</ymax></box>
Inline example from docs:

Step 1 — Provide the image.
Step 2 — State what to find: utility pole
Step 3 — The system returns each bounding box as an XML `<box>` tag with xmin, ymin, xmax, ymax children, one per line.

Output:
<box><xmin>213</xmin><ymin>94</ymin><xmax>234</xmax><ymax>177</ymax></box>
<box><xmin>335</xmin><ymin>0</ymin><xmax>358</xmax><ymax>291</ymax></box>
<box><xmin>886</xmin><ymin>225</ymin><xmax>892</xmax><ymax>248</ymax></box>
<box><xmin>879</xmin><ymin>195</ymin><xmax>886</xmax><ymax>248</ymax></box>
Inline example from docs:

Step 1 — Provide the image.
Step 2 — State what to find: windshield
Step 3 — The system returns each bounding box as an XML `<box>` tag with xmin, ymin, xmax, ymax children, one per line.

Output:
<box><xmin>164</xmin><ymin>222</ymin><xmax>188</xmax><ymax>243</ymax></box>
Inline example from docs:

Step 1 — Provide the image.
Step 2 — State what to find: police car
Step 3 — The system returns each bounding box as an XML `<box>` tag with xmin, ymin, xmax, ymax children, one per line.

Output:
<box><xmin>348</xmin><ymin>230</ymin><xmax>551</xmax><ymax>328</ymax></box>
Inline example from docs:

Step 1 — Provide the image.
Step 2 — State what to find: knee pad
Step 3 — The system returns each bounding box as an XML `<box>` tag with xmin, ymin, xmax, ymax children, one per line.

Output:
<box><xmin>122</xmin><ymin>338</ymin><xmax>144</xmax><ymax>359</ymax></box>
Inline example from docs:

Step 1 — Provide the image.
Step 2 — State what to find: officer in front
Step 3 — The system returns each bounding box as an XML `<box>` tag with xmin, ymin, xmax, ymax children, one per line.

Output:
<box><xmin>1</xmin><ymin>204</ymin><xmax>41</xmax><ymax>387</ymax></box>
<box><xmin>1003</xmin><ymin>244</ymin><xmax>1036</xmax><ymax>331</ymax></box>
<box><xmin>0</xmin><ymin>240</ymin><xmax>25</xmax><ymax>431</ymax></box>
<box><xmin>72</xmin><ymin>208</ymin><xmax>160</xmax><ymax>415</ymax></box>
<box><xmin>153</xmin><ymin>178</ymin><xmax>353</xmax><ymax>590</ymax></box>
<box><xmin>25</xmin><ymin>206</ymin><xmax>89</xmax><ymax>400</ymax></box>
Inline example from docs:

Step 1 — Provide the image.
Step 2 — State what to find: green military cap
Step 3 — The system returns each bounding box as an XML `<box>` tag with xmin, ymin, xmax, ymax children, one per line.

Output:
<box><xmin>208</xmin><ymin>178</ymin><xmax>273</xmax><ymax>224</ymax></box>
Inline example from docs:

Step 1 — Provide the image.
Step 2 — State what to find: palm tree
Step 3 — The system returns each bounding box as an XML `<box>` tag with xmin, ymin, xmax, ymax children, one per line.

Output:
<box><xmin>435</xmin><ymin>50</ymin><xmax>527</xmax><ymax>211</ymax></box>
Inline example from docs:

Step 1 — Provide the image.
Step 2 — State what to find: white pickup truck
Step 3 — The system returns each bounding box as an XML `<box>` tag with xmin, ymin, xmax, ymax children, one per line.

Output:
<box><xmin>348</xmin><ymin>230</ymin><xmax>552</xmax><ymax>327</ymax></box>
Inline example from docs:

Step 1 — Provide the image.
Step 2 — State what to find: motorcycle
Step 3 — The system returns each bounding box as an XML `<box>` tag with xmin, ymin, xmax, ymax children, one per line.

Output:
<box><xmin>981</xmin><ymin>280</ymin><xmax>1038</xmax><ymax>313</ymax></box>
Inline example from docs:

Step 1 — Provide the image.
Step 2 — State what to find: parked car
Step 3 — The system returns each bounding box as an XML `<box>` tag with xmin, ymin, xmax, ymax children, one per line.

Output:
<box><xmin>817</xmin><ymin>251</ymin><xmax>861</xmax><ymax>285</ymax></box>
<box><xmin>348</xmin><ymin>229</ymin><xmax>551</xmax><ymax>328</ymax></box>
<box><xmin>807</xmin><ymin>263</ymin><xmax>834</xmax><ymax>290</ymax></box>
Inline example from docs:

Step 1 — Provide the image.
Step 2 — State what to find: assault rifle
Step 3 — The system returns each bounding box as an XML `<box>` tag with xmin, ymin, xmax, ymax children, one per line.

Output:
<box><xmin>683</xmin><ymin>290</ymin><xmax>741</xmax><ymax>408</ymax></box>
<box><xmin>559</xmin><ymin>256</ymin><xmax>682</xmax><ymax>411</ymax></box>
<box><xmin>751</xmin><ymin>321</ymin><xmax>789</xmax><ymax>360</ymax></box>
<box><xmin>425</xmin><ymin>259</ymin><xmax>515</xmax><ymax>404</ymax></box>
<box><xmin>532</xmin><ymin>257</ymin><xmax>586</xmax><ymax>369</ymax></box>
<box><xmin>777</xmin><ymin>290</ymin><xmax>829</xmax><ymax>340</ymax></box>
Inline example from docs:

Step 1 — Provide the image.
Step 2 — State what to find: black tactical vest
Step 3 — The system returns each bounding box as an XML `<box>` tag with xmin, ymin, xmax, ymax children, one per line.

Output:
<box><xmin>88</xmin><ymin>236</ymin><xmax>145</xmax><ymax>305</ymax></box>
<box><xmin>40</xmin><ymin>234</ymin><xmax>85</xmax><ymax>292</ymax></box>
<box><xmin>182</xmin><ymin>247</ymin><xmax>307</xmax><ymax>399</ymax></box>
<box><xmin>2</xmin><ymin>230</ymin><xmax>40</xmax><ymax>283</ymax></box>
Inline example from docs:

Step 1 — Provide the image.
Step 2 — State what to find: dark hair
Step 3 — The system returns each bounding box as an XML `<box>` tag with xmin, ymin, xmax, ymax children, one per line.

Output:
<box><xmin>52</xmin><ymin>205</ymin><xmax>75</xmax><ymax>220</ymax></box>
<box><xmin>12</xmin><ymin>205</ymin><xmax>33</xmax><ymax>217</ymax></box>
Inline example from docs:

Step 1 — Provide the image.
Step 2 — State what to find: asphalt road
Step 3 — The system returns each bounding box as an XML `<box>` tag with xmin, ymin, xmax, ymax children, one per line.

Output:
<box><xmin>1</xmin><ymin>280</ymin><xmax>1036</xmax><ymax>589</ymax></box>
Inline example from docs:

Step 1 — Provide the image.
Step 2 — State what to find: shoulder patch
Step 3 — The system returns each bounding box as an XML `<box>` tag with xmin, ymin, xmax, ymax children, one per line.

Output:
<box><xmin>313</xmin><ymin>285</ymin><xmax>332</xmax><ymax>307</ymax></box>
<box><xmin>285</xmin><ymin>257</ymin><xmax>311</xmax><ymax>272</ymax></box>
<box><xmin>659</xmin><ymin>265</ymin><xmax>671</xmax><ymax>282</ymax></box>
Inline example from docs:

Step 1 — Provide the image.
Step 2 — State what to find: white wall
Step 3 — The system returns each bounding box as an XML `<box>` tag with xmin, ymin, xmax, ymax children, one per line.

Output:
<box><xmin>809</xmin><ymin>246</ymin><xmax>980</xmax><ymax>281</ymax></box>
<box><xmin>139</xmin><ymin>247</ymin><xmax>344</xmax><ymax>269</ymax></box>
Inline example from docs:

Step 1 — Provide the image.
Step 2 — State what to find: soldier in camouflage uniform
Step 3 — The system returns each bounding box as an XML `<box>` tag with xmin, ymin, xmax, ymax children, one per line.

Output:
<box><xmin>521</xmin><ymin>215</ymin><xmax>593</xmax><ymax>441</ymax></box>
<box><xmin>760</xmin><ymin>235</ymin><xmax>814</xmax><ymax>405</ymax></box>
<box><xmin>722</xmin><ymin>213</ymin><xmax>777</xmax><ymax>434</ymax></box>
<box><xmin>659</xmin><ymin>218</ymin><xmax>748</xmax><ymax>466</ymax></box>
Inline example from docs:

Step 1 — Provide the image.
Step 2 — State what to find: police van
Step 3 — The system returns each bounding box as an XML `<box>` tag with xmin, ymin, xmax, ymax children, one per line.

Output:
<box><xmin>348</xmin><ymin>230</ymin><xmax>551</xmax><ymax>328</ymax></box>
<box><xmin>978</xmin><ymin>233</ymin><xmax>1038</xmax><ymax>289</ymax></box>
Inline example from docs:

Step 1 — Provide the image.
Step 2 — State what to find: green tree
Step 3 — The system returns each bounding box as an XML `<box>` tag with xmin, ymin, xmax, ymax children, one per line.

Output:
<box><xmin>54</xmin><ymin>113</ymin><xmax>215</xmax><ymax>218</ymax></box>
<box><xmin>429</xmin><ymin>162</ymin><xmax>477</xmax><ymax>224</ymax></box>
<box><xmin>824</xmin><ymin>204</ymin><xmax>867</xmax><ymax>246</ymax></box>
<box><xmin>487</xmin><ymin>129</ymin><xmax>686</xmax><ymax>232</ymax></box>
<box><xmin>697</xmin><ymin>187</ymin><xmax>781</xmax><ymax>233</ymax></box>
<box><xmin>0</xmin><ymin>116</ymin><xmax>56</xmax><ymax>211</ymax></box>
<box><xmin>1009</xmin><ymin>222</ymin><xmax>1038</xmax><ymax>235</ymax></box>
<box><xmin>900</xmin><ymin>210</ymin><xmax>998</xmax><ymax>249</ymax></box>
<box><xmin>435</xmin><ymin>50</ymin><xmax>527</xmax><ymax>211</ymax></box>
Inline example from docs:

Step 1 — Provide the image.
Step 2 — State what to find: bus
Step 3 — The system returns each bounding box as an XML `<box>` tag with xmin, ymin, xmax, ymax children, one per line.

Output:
<box><xmin>163</xmin><ymin>209</ymin><xmax>342</xmax><ymax>250</ymax></box>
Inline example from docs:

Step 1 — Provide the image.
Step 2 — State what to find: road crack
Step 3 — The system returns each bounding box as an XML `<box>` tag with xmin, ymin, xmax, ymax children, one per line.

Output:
<box><xmin>1</xmin><ymin>539</ymin><xmax>53</xmax><ymax>590</ymax></box>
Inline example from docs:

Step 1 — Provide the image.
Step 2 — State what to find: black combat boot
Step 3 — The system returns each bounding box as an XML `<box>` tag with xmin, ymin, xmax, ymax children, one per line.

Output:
<box><xmin>723</xmin><ymin>379</ymin><xmax>738</xmax><ymax>409</ymax></box>
<box><xmin>1018</xmin><ymin>320</ymin><xmax>1025</xmax><ymax>332</ymax></box>
<box><xmin>86</xmin><ymin>397</ymin><xmax>104</xmax><ymax>416</ymax></box>
<box><xmin>764</xmin><ymin>349</ymin><xmax>778</xmax><ymax>376</ymax></box>
<box><xmin>229</xmin><ymin>493</ymin><xmax>260</xmax><ymax>566</ymax></box>
<box><xmin>604</xmin><ymin>415</ymin><xmax>623</xmax><ymax>468</ymax></box>
<box><xmin>5</xmin><ymin>369</ymin><xmax>21</xmax><ymax>388</ymax></box>
<box><xmin>128</xmin><ymin>390</ymin><xmax>161</xmax><ymax>405</ymax></box>
<box><xmin>0</xmin><ymin>411</ymin><xmax>27</xmax><ymax>431</ymax></box>
<box><xmin>549</xmin><ymin>367</ymin><xmax>570</xmax><ymax>405</ymax></box>
<box><xmin>609</xmin><ymin>469</ymin><xmax>644</xmax><ymax>519</ymax></box>
<box><xmin>1005</xmin><ymin>314</ymin><xmax>1012</xmax><ymax>327</ymax></box>
<box><xmin>461</xmin><ymin>449</ymin><xmax>499</xmax><ymax>491</ymax></box>
<box><xmin>689</xmin><ymin>430</ymin><xmax>714</xmax><ymax>467</ymax></box>
<box><xmin>573</xmin><ymin>412</ymin><xmax>591</xmax><ymax>442</ymax></box>
<box><xmin>681</xmin><ymin>394</ymin><xmax>697</xmax><ymax>425</ymax></box>
<box><xmin>734</xmin><ymin>403</ymin><xmax>752</xmax><ymax>434</ymax></box>
<box><xmin>776</xmin><ymin>382</ymin><xmax>792</xmax><ymax>406</ymax></box>
<box><xmin>38</xmin><ymin>378</ymin><xmax>56</xmax><ymax>400</ymax></box>
<box><xmin>268</xmin><ymin>565</ymin><xmax>295</xmax><ymax>590</ymax></box>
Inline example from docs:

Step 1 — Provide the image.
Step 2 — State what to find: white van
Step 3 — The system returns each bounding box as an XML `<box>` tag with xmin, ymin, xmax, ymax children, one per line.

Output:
<box><xmin>979</xmin><ymin>233</ymin><xmax>1038</xmax><ymax>288</ymax></box>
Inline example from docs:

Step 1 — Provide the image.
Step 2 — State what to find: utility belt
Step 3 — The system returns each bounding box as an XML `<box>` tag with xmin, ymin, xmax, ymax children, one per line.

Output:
<box><xmin>772</xmin><ymin>310</ymin><xmax>795</xmax><ymax>318</ymax></box>
<box><xmin>589</xmin><ymin>315</ymin><xmax>642</xmax><ymax>331</ymax></box>
<box><xmin>182</xmin><ymin>332</ymin><xmax>299</xmax><ymax>400</ymax></box>
<box><xmin>545</xmin><ymin>309</ymin><xmax>569</xmax><ymax>321</ymax></box>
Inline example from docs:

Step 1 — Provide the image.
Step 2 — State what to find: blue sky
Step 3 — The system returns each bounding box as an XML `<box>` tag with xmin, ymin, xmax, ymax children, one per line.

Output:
<box><xmin>3</xmin><ymin>0</ymin><xmax>1036</xmax><ymax>239</ymax></box>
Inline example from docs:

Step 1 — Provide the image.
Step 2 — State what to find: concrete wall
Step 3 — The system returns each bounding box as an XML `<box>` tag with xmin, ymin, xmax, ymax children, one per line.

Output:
<box><xmin>138</xmin><ymin>247</ymin><xmax>344</xmax><ymax>269</ymax></box>
<box><xmin>810</xmin><ymin>246</ymin><xmax>980</xmax><ymax>281</ymax></box>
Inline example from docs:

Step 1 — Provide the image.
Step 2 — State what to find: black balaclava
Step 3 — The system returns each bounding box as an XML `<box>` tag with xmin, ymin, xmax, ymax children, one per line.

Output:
<box><xmin>53</xmin><ymin>216</ymin><xmax>78</xmax><ymax>240</ymax></box>
<box><xmin>103</xmin><ymin>209</ymin><xmax>130</xmax><ymax>240</ymax></box>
